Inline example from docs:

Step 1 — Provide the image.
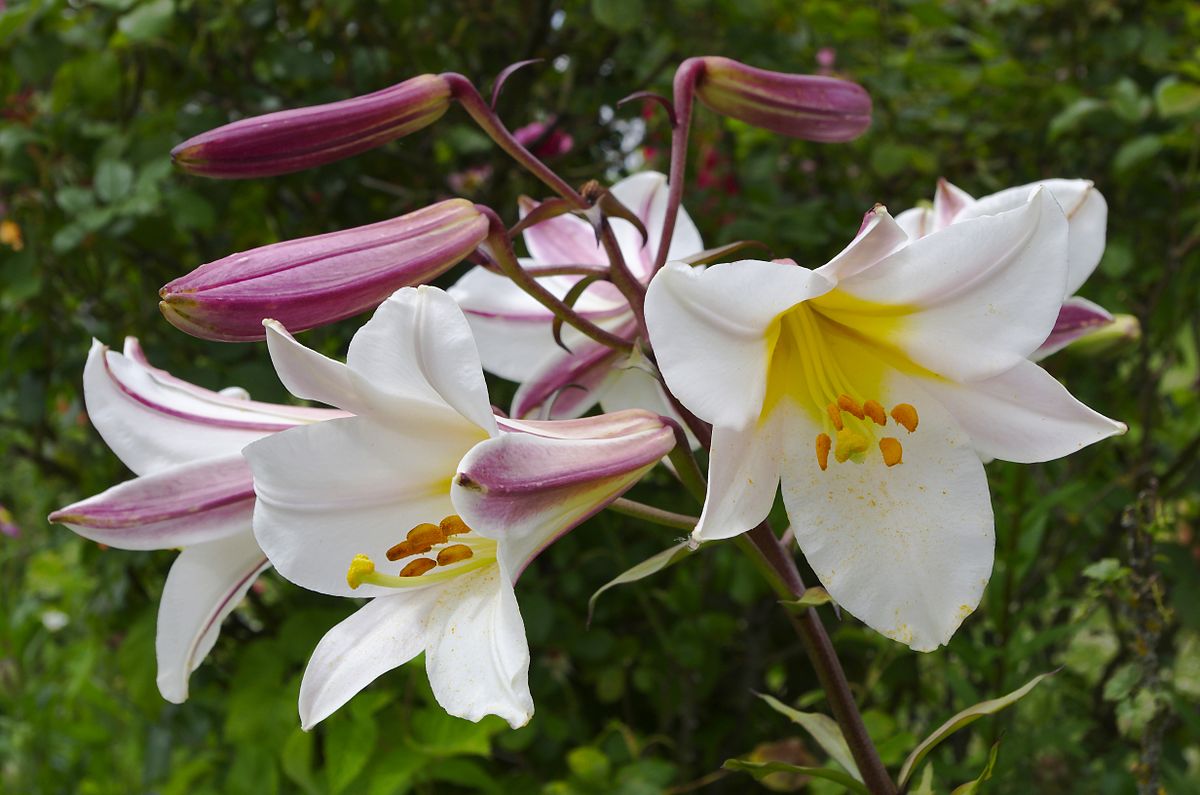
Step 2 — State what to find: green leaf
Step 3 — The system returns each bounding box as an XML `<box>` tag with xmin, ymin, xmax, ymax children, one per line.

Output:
<box><xmin>117</xmin><ymin>0</ymin><xmax>175</xmax><ymax>42</ymax></box>
<box><xmin>407</xmin><ymin>709</ymin><xmax>504</xmax><ymax>757</ymax></box>
<box><xmin>1155</xmin><ymin>77</ymin><xmax>1200</xmax><ymax>117</ymax></box>
<box><xmin>1113</xmin><ymin>135</ymin><xmax>1163</xmax><ymax>177</ymax></box>
<box><xmin>780</xmin><ymin>586</ymin><xmax>833</xmax><ymax>612</ymax></box>
<box><xmin>591</xmin><ymin>0</ymin><xmax>644</xmax><ymax>33</ymax></box>
<box><xmin>280</xmin><ymin>728</ymin><xmax>320</xmax><ymax>795</ymax></box>
<box><xmin>1047</xmin><ymin>97</ymin><xmax>1106</xmax><ymax>141</ymax></box>
<box><xmin>587</xmin><ymin>542</ymin><xmax>694</xmax><ymax>625</ymax></box>
<box><xmin>722</xmin><ymin>759</ymin><xmax>870</xmax><ymax>794</ymax></box>
<box><xmin>897</xmin><ymin>670</ymin><xmax>1055</xmax><ymax>788</ymax></box>
<box><xmin>755</xmin><ymin>692</ymin><xmax>861</xmax><ymax>780</ymax></box>
<box><xmin>94</xmin><ymin>160</ymin><xmax>134</xmax><ymax>203</ymax></box>
<box><xmin>949</xmin><ymin>741</ymin><xmax>1001</xmax><ymax>795</ymax></box>
<box><xmin>325</xmin><ymin>714</ymin><xmax>379</xmax><ymax>795</ymax></box>
<box><xmin>911</xmin><ymin>763</ymin><xmax>936</xmax><ymax>795</ymax></box>
<box><xmin>567</xmin><ymin>746</ymin><xmax>611</xmax><ymax>783</ymax></box>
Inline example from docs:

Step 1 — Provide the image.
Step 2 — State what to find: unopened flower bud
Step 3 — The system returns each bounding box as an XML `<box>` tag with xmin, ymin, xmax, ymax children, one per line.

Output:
<box><xmin>689</xmin><ymin>56</ymin><xmax>871</xmax><ymax>142</ymax></box>
<box><xmin>171</xmin><ymin>74</ymin><xmax>452</xmax><ymax>178</ymax></box>
<box><xmin>160</xmin><ymin>199</ymin><xmax>488</xmax><ymax>341</ymax></box>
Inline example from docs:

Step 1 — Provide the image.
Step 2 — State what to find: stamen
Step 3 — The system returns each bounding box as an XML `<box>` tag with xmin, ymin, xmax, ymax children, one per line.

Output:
<box><xmin>879</xmin><ymin>437</ymin><xmax>903</xmax><ymax>467</ymax></box>
<box><xmin>837</xmin><ymin>394</ymin><xmax>865</xmax><ymax>420</ymax></box>
<box><xmin>437</xmin><ymin>544</ymin><xmax>474</xmax><ymax>566</ymax></box>
<box><xmin>440</xmin><ymin>515</ymin><xmax>471</xmax><ymax>536</ymax></box>
<box><xmin>825</xmin><ymin>403</ymin><xmax>844</xmax><ymax>431</ymax></box>
<box><xmin>834</xmin><ymin>428</ymin><xmax>869</xmax><ymax>463</ymax></box>
<box><xmin>815</xmin><ymin>433</ymin><xmax>832</xmax><ymax>471</ymax></box>
<box><xmin>890</xmin><ymin>403</ymin><xmax>919</xmax><ymax>433</ymax></box>
<box><xmin>399</xmin><ymin>557</ymin><xmax>437</xmax><ymax>577</ymax></box>
<box><xmin>408</xmin><ymin>522</ymin><xmax>446</xmax><ymax>546</ymax></box>
<box><xmin>347</xmin><ymin>554</ymin><xmax>375</xmax><ymax>590</ymax></box>
<box><xmin>863</xmin><ymin>399</ymin><xmax>887</xmax><ymax>426</ymax></box>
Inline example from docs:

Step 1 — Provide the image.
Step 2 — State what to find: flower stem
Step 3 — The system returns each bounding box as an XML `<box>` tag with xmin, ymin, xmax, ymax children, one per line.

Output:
<box><xmin>607</xmin><ymin>498</ymin><xmax>697</xmax><ymax>531</ymax></box>
<box><xmin>597</xmin><ymin>217</ymin><xmax>650</xmax><ymax>340</ymax></box>
<box><xmin>651</xmin><ymin>59</ymin><xmax>702</xmax><ymax>276</ymax></box>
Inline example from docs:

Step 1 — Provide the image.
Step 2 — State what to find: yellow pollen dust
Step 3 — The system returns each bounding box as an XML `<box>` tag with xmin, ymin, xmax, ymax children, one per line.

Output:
<box><xmin>347</xmin><ymin>554</ymin><xmax>376</xmax><ymax>590</ymax></box>
<box><xmin>863</xmin><ymin>400</ymin><xmax>887</xmax><ymax>426</ymax></box>
<box><xmin>891</xmin><ymin>403</ymin><xmax>919</xmax><ymax>433</ymax></box>
<box><xmin>879</xmin><ymin>437</ymin><xmax>903</xmax><ymax>467</ymax></box>
<box><xmin>815</xmin><ymin>433</ymin><xmax>832</xmax><ymax>471</ymax></box>
<box><xmin>834</xmin><ymin>428</ymin><xmax>870</xmax><ymax>463</ymax></box>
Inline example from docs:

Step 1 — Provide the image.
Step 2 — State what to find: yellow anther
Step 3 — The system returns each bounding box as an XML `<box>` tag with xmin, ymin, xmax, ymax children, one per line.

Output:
<box><xmin>837</xmin><ymin>394</ymin><xmax>865</xmax><ymax>420</ymax></box>
<box><xmin>815</xmin><ymin>433</ymin><xmax>832</xmax><ymax>471</ymax></box>
<box><xmin>879</xmin><ymin>437</ymin><xmax>903</xmax><ymax>467</ymax></box>
<box><xmin>825</xmin><ymin>403</ymin><xmax>844</xmax><ymax>431</ymax></box>
<box><xmin>863</xmin><ymin>399</ymin><xmax>887</xmax><ymax>426</ymax></box>
<box><xmin>436</xmin><ymin>544</ymin><xmax>474</xmax><ymax>566</ymax></box>
<box><xmin>890</xmin><ymin>403</ymin><xmax>919</xmax><ymax>433</ymax></box>
<box><xmin>440</xmin><ymin>515</ymin><xmax>471</xmax><ymax>536</ymax></box>
<box><xmin>399</xmin><ymin>557</ymin><xmax>437</xmax><ymax>577</ymax></box>
<box><xmin>834</xmin><ymin>428</ymin><xmax>869</xmax><ymax>463</ymax></box>
<box><xmin>407</xmin><ymin>522</ymin><xmax>446</xmax><ymax>547</ymax></box>
<box><xmin>346</xmin><ymin>554</ymin><xmax>375</xmax><ymax>590</ymax></box>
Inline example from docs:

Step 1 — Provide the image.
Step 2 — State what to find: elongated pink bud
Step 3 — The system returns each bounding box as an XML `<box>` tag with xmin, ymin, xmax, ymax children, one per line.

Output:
<box><xmin>688</xmin><ymin>56</ymin><xmax>871</xmax><ymax>142</ymax></box>
<box><xmin>171</xmin><ymin>75</ymin><xmax>452</xmax><ymax>178</ymax></box>
<box><xmin>160</xmin><ymin>199</ymin><xmax>489</xmax><ymax>341</ymax></box>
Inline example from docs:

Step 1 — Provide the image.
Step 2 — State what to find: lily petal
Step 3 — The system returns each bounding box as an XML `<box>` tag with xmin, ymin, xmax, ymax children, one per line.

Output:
<box><xmin>893</xmin><ymin>207</ymin><xmax>932</xmax><ymax>240</ymax></box>
<box><xmin>520</xmin><ymin>198</ymin><xmax>608</xmax><ymax>266</ymax></box>
<box><xmin>829</xmin><ymin>189</ymin><xmax>1070</xmax><ymax>382</ymax></box>
<box><xmin>692</xmin><ymin>419</ymin><xmax>784</xmax><ymax>541</ymax></box>
<box><xmin>609</xmin><ymin>171</ymin><xmax>704</xmax><ymax>280</ymax></box>
<box><xmin>299</xmin><ymin>590</ymin><xmax>438</xmax><ymax>730</ymax></box>
<box><xmin>932</xmin><ymin>178</ymin><xmax>974</xmax><ymax>229</ymax></box>
<box><xmin>645</xmin><ymin>260</ymin><xmax>834</xmax><ymax>429</ymax></box>
<box><xmin>156</xmin><ymin>531</ymin><xmax>269</xmax><ymax>703</ymax></box>
<box><xmin>1033</xmin><ymin>296</ymin><xmax>1116</xmax><ymax>360</ymax></box>
<box><xmin>49</xmin><ymin>455</ymin><xmax>255</xmax><ymax>550</ymax></box>
<box><xmin>816</xmin><ymin>204</ymin><xmax>910</xmax><ymax>282</ymax></box>
<box><xmin>510</xmin><ymin>323</ymin><xmax>632</xmax><ymax>419</ymax></box>
<box><xmin>453</xmin><ymin>409</ymin><xmax>674</xmax><ymax>574</ymax></box>
<box><xmin>915</xmin><ymin>358</ymin><xmax>1126</xmax><ymax>463</ymax></box>
<box><xmin>780</xmin><ymin>376</ymin><xmax>994</xmax><ymax>651</ymax></box>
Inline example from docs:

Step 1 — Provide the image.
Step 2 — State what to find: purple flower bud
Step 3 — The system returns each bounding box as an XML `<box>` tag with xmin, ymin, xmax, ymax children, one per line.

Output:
<box><xmin>160</xmin><ymin>199</ymin><xmax>488</xmax><ymax>341</ymax></box>
<box><xmin>689</xmin><ymin>56</ymin><xmax>871</xmax><ymax>142</ymax></box>
<box><xmin>171</xmin><ymin>75</ymin><xmax>453</xmax><ymax>178</ymax></box>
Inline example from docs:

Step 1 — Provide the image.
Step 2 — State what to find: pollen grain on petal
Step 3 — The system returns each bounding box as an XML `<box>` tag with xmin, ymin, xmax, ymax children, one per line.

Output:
<box><xmin>837</xmin><ymin>393</ymin><xmax>865</xmax><ymax>420</ymax></box>
<box><xmin>436</xmin><ymin>544</ymin><xmax>474</xmax><ymax>566</ymax></box>
<box><xmin>815</xmin><ymin>433</ymin><xmax>832</xmax><ymax>471</ymax></box>
<box><xmin>399</xmin><ymin>557</ymin><xmax>437</xmax><ymax>577</ymax></box>
<box><xmin>825</xmin><ymin>402</ymin><xmax>844</xmax><ymax>431</ymax></box>
<box><xmin>863</xmin><ymin>399</ymin><xmax>886</xmax><ymax>426</ymax></box>
<box><xmin>346</xmin><ymin>554</ymin><xmax>376</xmax><ymax>589</ymax></box>
<box><xmin>890</xmin><ymin>403</ymin><xmax>919</xmax><ymax>433</ymax></box>
<box><xmin>879</xmin><ymin>437</ymin><xmax>903</xmax><ymax>467</ymax></box>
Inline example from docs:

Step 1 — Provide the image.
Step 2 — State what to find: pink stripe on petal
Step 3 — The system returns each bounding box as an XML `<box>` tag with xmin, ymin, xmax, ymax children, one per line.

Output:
<box><xmin>510</xmin><ymin>340</ymin><xmax>625</xmax><ymax>420</ymax></box>
<box><xmin>519</xmin><ymin>197</ymin><xmax>608</xmax><ymax>266</ymax></box>
<box><xmin>1034</xmin><ymin>296</ymin><xmax>1115</xmax><ymax>358</ymax></box>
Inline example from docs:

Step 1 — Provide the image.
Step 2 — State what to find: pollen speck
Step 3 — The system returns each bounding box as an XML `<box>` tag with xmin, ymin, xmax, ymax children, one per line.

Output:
<box><xmin>879</xmin><ymin>437</ymin><xmax>903</xmax><ymax>467</ymax></box>
<box><xmin>437</xmin><ymin>544</ymin><xmax>474</xmax><ymax>566</ymax></box>
<box><xmin>891</xmin><ymin>403</ymin><xmax>919</xmax><ymax>433</ymax></box>
<box><xmin>863</xmin><ymin>399</ymin><xmax>886</xmax><ymax>426</ymax></box>
<box><xmin>825</xmin><ymin>403</ymin><xmax>844</xmax><ymax>431</ymax></box>
<box><xmin>399</xmin><ymin>557</ymin><xmax>437</xmax><ymax>577</ymax></box>
<box><xmin>346</xmin><ymin>554</ymin><xmax>375</xmax><ymax>589</ymax></box>
<box><xmin>837</xmin><ymin>393</ymin><xmax>865</xmax><ymax>420</ymax></box>
<box><xmin>815</xmin><ymin>433</ymin><xmax>832</xmax><ymax>471</ymax></box>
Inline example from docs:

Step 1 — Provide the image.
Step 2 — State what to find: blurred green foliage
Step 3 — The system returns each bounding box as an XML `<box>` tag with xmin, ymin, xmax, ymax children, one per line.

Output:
<box><xmin>2</xmin><ymin>0</ymin><xmax>1199</xmax><ymax>793</ymax></box>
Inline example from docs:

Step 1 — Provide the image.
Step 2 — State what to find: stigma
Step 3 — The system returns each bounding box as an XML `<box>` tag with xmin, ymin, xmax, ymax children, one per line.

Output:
<box><xmin>345</xmin><ymin>514</ymin><xmax>495</xmax><ymax>590</ymax></box>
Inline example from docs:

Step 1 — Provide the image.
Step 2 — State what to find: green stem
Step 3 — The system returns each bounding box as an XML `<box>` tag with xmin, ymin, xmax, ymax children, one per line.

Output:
<box><xmin>607</xmin><ymin>498</ymin><xmax>697</xmax><ymax>531</ymax></box>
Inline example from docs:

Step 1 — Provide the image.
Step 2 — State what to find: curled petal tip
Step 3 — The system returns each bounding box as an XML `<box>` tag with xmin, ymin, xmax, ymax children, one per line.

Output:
<box><xmin>690</xmin><ymin>56</ymin><xmax>871</xmax><ymax>142</ymax></box>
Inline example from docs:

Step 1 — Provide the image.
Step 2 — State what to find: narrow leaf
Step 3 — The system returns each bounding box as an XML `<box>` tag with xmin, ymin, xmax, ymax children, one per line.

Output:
<box><xmin>722</xmin><ymin>759</ymin><xmax>869</xmax><ymax>794</ymax></box>
<box><xmin>491</xmin><ymin>59</ymin><xmax>543</xmax><ymax>109</ymax></box>
<box><xmin>949</xmin><ymin>741</ymin><xmax>1001</xmax><ymax>795</ymax></box>
<box><xmin>780</xmin><ymin>586</ymin><xmax>833</xmax><ymax>612</ymax></box>
<box><xmin>898</xmin><ymin>671</ymin><xmax>1055</xmax><ymax>788</ymax></box>
<box><xmin>680</xmin><ymin>239</ymin><xmax>771</xmax><ymax>266</ymax></box>
<box><xmin>551</xmin><ymin>274</ymin><xmax>602</xmax><ymax>352</ymax></box>
<box><xmin>587</xmin><ymin>542</ymin><xmax>693</xmax><ymax>625</ymax></box>
<box><xmin>509</xmin><ymin>196</ymin><xmax>574</xmax><ymax>238</ymax></box>
<box><xmin>910</xmin><ymin>764</ymin><xmax>936</xmax><ymax>795</ymax></box>
<box><xmin>755</xmin><ymin>693</ymin><xmax>861</xmax><ymax>780</ymax></box>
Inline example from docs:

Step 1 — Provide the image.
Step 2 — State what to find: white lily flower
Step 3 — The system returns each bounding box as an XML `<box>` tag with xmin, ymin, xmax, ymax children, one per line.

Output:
<box><xmin>644</xmin><ymin>189</ymin><xmax>1125</xmax><ymax>651</ymax></box>
<box><xmin>243</xmin><ymin>286</ymin><xmax>675</xmax><ymax>729</ymax></box>
<box><xmin>894</xmin><ymin>177</ymin><xmax>1115</xmax><ymax>359</ymax></box>
<box><xmin>448</xmin><ymin>171</ymin><xmax>703</xmax><ymax>419</ymax></box>
<box><xmin>49</xmin><ymin>338</ymin><xmax>344</xmax><ymax>702</ymax></box>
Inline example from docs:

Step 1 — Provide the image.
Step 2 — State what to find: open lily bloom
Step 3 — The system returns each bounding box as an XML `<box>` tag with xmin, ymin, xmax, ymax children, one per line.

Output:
<box><xmin>48</xmin><ymin>338</ymin><xmax>344</xmax><ymax>702</ymax></box>
<box><xmin>645</xmin><ymin>190</ymin><xmax>1125</xmax><ymax>651</ymax></box>
<box><xmin>894</xmin><ymin>177</ymin><xmax>1115</xmax><ymax>359</ymax></box>
<box><xmin>243</xmin><ymin>286</ymin><xmax>674</xmax><ymax>729</ymax></box>
<box><xmin>449</xmin><ymin>171</ymin><xmax>703</xmax><ymax>419</ymax></box>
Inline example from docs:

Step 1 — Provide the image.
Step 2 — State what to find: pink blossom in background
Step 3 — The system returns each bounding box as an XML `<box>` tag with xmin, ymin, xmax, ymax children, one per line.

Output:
<box><xmin>513</xmin><ymin>119</ymin><xmax>574</xmax><ymax>158</ymax></box>
<box><xmin>0</xmin><ymin>505</ymin><xmax>19</xmax><ymax>538</ymax></box>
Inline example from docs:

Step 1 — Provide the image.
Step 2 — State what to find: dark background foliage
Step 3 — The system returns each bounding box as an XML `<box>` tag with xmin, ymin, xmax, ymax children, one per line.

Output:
<box><xmin>2</xmin><ymin>1</ymin><xmax>1198</xmax><ymax>792</ymax></box>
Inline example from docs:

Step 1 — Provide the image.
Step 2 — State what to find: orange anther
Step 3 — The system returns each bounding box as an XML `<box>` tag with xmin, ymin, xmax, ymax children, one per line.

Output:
<box><xmin>825</xmin><ymin>403</ymin><xmax>844</xmax><ymax>431</ymax></box>
<box><xmin>890</xmin><ymin>403</ymin><xmax>919</xmax><ymax>433</ymax></box>
<box><xmin>863</xmin><ymin>399</ymin><xmax>887</xmax><ymax>426</ymax></box>
<box><xmin>385</xmin><ymin>539</ymin><xmax>431</xmax><ymax>561</ymax></box>
<box><xmin>439</xmin><ymin>515</ymin><xmax>472</xmax><ymax>536</ymax></box>
<box><xmin>837</xmin><ymin>394</ymin><xmax>865</xmax><ymax>420</ymax></box>
<box><xmin>879</xmin><ymin>437</ymin><xmax>903</xmax><ymax>467</ymax></box>
<box><xmin>436</xmin><ymin>544</ymin><xmax>474</xmax><ymax>566</ymax></box>
<box><xmin>407</xmin><ymin>522</ymin><xmax>446</xmax><ymax>547</ymax></box>
<box><xmin>398</xmin><ymin>557</ymin><xmax>437</xmax><ymax>577</ymax></box>
<box><xmin>815</xmin><ymin>433</ymin><xmax>832</xmax><ymax>471</ymax></box>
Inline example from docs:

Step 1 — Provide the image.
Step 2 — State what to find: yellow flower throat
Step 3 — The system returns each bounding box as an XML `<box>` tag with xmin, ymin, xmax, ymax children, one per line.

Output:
<box><xmin>762</xmin><ymin>295</ymin><xmax>921</xmax><ymax>471</ymax></box>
